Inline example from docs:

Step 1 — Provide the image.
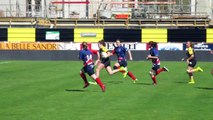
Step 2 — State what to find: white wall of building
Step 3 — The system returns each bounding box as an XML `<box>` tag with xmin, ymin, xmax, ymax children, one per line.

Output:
<box><xmin>210</xmin><ymin>0</ymin><xmax>213</xmax><ymax>19</ymax></box>
<box><xmin>0</xmin><ymin>0</ymin><xmax>26</xmax><ymax>17</ymax></box>
<box><xmin>191</xmin><ymin>0</ymin><xmax>212</xmax><ymax>18</ymax></box>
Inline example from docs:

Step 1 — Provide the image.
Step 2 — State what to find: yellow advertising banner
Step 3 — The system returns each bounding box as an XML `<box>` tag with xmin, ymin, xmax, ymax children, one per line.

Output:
<box><xmin>142</xmin><ymin>29</ymin><xmax>167</xmax><ymax>43</ymax></box>
<box><xmin>74</xmin><ymin>28</ymin><xmax>103</xmax><ymax>42</ymax></box>
<box><xmin>206</xmin><ymin>29</ymin><xmax>213</xmax><ymax>43</ymax></box>
<box><xmin>0</xmin><ymin>42</ymin><xmax>59</xmax><ymax>50</ymax></box>
<box><xmin>8</xmin><ymin>28</ymin><xmax>36</xmax><ymax>42</ymax></box>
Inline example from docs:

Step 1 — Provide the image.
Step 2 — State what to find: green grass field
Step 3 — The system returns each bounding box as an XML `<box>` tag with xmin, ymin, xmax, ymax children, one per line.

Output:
<box><xmin>0</xmin><ymin>61</ymin><xmax>212</xmax><ymax>120</ymax></box>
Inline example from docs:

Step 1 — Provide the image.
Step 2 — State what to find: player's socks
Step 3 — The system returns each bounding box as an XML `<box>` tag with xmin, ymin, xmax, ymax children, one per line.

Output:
<box><xmin>119</xmin><ymin>67</ymin><xmax>126</xmax><ymax>72</ymax></box>
<box><xmin>156</xmin><ymin>68</ymin><xmax>164</xmax><ymax>75</ymax></box>
<box><xmin>80</xmin><ymin>73</ymin><xmax>89</xmax><ymax>88</ymax></box>
<box><xmin>194</xmin><ymin>67</ymin><xmax>199</xmax><ymax>72</ymax></box>
<box><xmin>127</xmin><ymin>71</ymin><xmax>137</xmax><ymax>81</ymax></box>
<box><xmin>101</xmin><ymin>85</ymin><xmax>106</xmax><ymax>92</ymax></box>
<box><xmin>156</xmin><ymin>67</ymin><xmax>169</xmax><ymax>75</ymax></box>
<box><xmin>151</xmin><ymin>76</ymin><xmax>157</xmax><ymax>85</ymax></box>
<box><xmin>80</xmin><ymin>73</ymin><xmax>88</xmax><ymax>84</ymax></box>
<box><xmin>195</xmin><ymin>67</ymin><xmax>203</xmax><ymax>72</ymax></box>
<box><xmin>95</xmin><ymin>78</ymin><xmax>103</xmax><ymax>86</ymax></box>
<box><xmin>95</xmin><ymin>78</ymin><xmax>105</xmax><ymax>92</ymax></box>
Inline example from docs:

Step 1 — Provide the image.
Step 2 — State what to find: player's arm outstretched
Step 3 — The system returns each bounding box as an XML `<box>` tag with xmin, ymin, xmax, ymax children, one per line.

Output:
<box><xmin>94</xmin><ymin>50</ymin><xmax>101</xmax><ymax>66</ymax></box>
<box><xmin>146</xmin><ymin>54</ymin><xmax>158</xmax><ymax>60</ymax></box>
<box><xmin>181</xmin><ymin>48</ymin><xmax>195</xmax><ymax>63</ymax></box>
<box><xmin>78</xmin><ymin>51</ymin><xmax>83</xmax><ymax>60</ymax></box>
<box><xmin>127</xmin><ymin>49</ymin><xmax>133</xmax><ymax>60</ymax></box>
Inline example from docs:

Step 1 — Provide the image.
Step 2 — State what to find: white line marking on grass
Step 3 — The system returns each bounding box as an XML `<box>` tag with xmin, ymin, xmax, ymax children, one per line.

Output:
<box><xmin>0</xmin><ymin>62</ymin><xmax>10</xmax><ymax>64</ymax></box>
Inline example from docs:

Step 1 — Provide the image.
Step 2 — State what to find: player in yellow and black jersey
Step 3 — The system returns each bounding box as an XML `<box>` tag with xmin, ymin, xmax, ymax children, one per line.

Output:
<box><xmin>95</xmin><ymin>40</ymin><xmax>127</xmax><ymax>78</ymax></box>
<box><xmin>182</xmin><ymin>41</ymin><xmax>203</xmax><ymax>84</ymax></box>
<box><xmin>99</xmin><ymin>40</ymin><xmax>111</xmax><ymax>68</ymax></box>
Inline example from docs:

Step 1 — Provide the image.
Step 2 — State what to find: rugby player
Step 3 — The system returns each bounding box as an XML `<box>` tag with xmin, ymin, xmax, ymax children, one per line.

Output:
<box><xmin>146</xmin><ymin>41</ymin><xmax>169</xmax><ymax>85</ymax></box>
<box><xmin>85</xmin><ymin>44</ymin><xmax>100</xmax><ymax>85</ymax></box>
<box><xmin>95</xmin><ymin>40</ymin><xmax>127</xmax><ymax>78</ymax></box>
<box><xmin>182</xmin><ymin>41</ymin><xmax>203</xmax><ymax>84</ymax></box>
<box><xmin>79</xmin><ymin>42</ymin><xmax>105</xmax><ymax>92</ymax></box>
<box><xmin>111</xmin><ymin>39</ymin><xmax>138</xmax><ymax>83</ymax></box>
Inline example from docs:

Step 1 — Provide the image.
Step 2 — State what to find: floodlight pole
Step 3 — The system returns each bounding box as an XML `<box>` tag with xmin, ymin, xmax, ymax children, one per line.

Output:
<box><xmin>86</xmin><ymin>0</ymin><xmax>89</xmax><ymax>18</ymax></box>
<box><xmin>195</xmin><ymin>0</ymin><xmax>197</xmax><ymax>15</ymax></box>
<box><xmin>62</xmin><ymin>0</ymin><xmax>64</xmax><ymax>18</ymax></box>
<box><xmin>9</xmin><ymin>0</ymin><xmax>12</xmax><ymax>16</ymax></box>
<box><xmin>44</xmin><ymin>0</ymin><xmax>47</xmax><ymax>18</ymax></box>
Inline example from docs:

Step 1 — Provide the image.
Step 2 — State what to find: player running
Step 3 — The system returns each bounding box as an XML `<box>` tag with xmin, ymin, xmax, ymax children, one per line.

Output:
<box><xmin>79</xmin><ymin>42</ymin><xmax>105</xmax><ymax>92</ymax></box>
<box><xmin>146</xmin><ymin>41</ymin><xmax>169</xmax><ymax>85</ymax></box>
<box><xmin>111</xmin><ymin>39</ymin><xmax>138</xmax><ymax>83</ymax></box>
<box><xmin>85</xmin><ymin>45</ymin><xmax>100</xmax><ymax>85</ymax></box>
<box><xmin>95</xmin><ymin>40</ymin><xmax>127</xmax><ymax>78</ymax></box>
<box><xmin>181</xmin><ymin>41</ymin><xmax>203</xmax><ymax>84</ymax></box>
<box><xmin>88</xmin><ymin>47</ymin><xmax>100</xmax><ymax>66</ymax></box>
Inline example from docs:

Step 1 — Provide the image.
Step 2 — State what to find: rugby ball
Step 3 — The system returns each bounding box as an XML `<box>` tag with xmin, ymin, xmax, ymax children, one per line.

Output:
<box><xmin>101</xmin><ymin>52</ymin><xmax>108</xmax><ymax>58</ymax></box>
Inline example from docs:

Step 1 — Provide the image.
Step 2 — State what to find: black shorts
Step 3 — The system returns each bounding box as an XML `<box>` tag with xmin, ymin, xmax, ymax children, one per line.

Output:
<box><xmin>152</xmin><ymin>65</ymin><xmax>160</xmax><ymax>72</ymax></box>
<box><xmin>101</xmin><ymin>58</ymin><xmax>111</xmax><ymax>68</ymax></box>
<box><xmin>81</xmin><ymin>64</ymin><xmax>95</xmax><ymax>76</ymax></box>
<box><xmin>188</xmin><ymin>60</ymin><xmax>197</xmax><ymax>67</ymax></box>
<box><xmin>118</xmin><ymin>59</ymin><xmax>127</xmax><ymax>67</ymax></box>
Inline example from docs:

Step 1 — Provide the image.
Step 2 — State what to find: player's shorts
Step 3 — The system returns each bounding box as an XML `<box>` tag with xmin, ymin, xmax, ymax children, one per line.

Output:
<box><xmin>118</xmin><ymin>59</ymin><xmax>127</xmax><ymax>67</ymax></box>
<box><xmin>152</xmin><ymin>64</ymin><xmax>160</xmax><ymax>72</ymax></box>
<box><xmin>188</xmin><ymin>60</ymin><xmax>197</xmax><ymax>67</ymax></box>
<box><xmin>81</xmin><ymin>64</ymin><xmax>95</xmax><ymax>76</ymax></box>
<box><xmin>101</xmin><ymin>57</ymin><xmax>111</xmax><ymax>68</ymax></box>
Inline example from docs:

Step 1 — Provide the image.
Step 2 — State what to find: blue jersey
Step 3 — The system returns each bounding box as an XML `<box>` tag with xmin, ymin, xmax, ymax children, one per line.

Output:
<box><xmin>150</xmin><ymin>48</ymin><xmax>160</xmax><ymax>65</ymax></box>
<box><xmin>113</xmin><ymin>46</ymin><xmax>128</xmax><ymax>60</ymax></box>
<box><xmin>79</xmin><ymin>49</ymin><xmax>93</xmax><ymax>66</ymax></box>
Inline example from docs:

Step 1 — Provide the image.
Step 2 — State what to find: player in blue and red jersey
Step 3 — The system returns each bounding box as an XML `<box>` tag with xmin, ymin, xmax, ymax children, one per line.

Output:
<box><xmin>80</xmin><ymin>43</ymin><xmax>100</xmax><ymax>85</ymax></box>
<box><xmin>88</xmin><ymin>48</ymin><xmax>100</xmax><ymax>66</ymax></box>
<box><xmin>79</xmin><ymin>42</ymin><xmax>105</xmax><ymax>92</ymax></box>
<box><xmin>146</xmin><ymin>41</ymin><xmax>169</xmax><ymax>85</ymax></box>
<box><xmin>111</xmin><ymin>40</ymin><xmax>138</xmax><ymax>83</ymax></box>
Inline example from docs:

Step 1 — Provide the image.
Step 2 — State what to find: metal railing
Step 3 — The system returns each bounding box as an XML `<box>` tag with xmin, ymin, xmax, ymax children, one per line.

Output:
<box><xmin>0</xmin><ymin>3</ymin><xmax>211</xmax><ymax>19</ymax></box>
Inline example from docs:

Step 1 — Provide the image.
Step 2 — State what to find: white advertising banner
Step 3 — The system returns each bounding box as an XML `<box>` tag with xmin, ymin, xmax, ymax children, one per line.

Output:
<box><xmin>58</xmin><ymin>42</ymin><xmax>81</xmax><ymax>50</ymax></box>
<box><xmin>158</xmin><ymin>43</ymin><xmax>183</xmax><ymax>51</ymax></box>
<box><xmin>91</xmin><ymin>42</ymin><xmax>147</xmax><ymax>50</ymax></box>
<box><xmin>57</xmin><ymin>42</ymin><xmax>183</xmax><ymax>51</ymax></box>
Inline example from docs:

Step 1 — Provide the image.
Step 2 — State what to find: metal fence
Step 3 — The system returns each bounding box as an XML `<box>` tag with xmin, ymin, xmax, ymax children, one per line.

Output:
<box><xmin>0</xmin><ymin>4</ymin><xmax>47</xmax><ymax>17</ymax></box>
<box><xmin>0</xmin><ymin>3</ymin><xmax>211</xmax><ymax>19</ymax></box>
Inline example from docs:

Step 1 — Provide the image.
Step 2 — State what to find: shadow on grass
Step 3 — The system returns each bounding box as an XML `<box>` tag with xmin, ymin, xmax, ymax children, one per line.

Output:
<box><xmin>65</xmin><ymin>89</ymin><xmax>87</xmax><ymax>92</ymax></box>
<box><xmin>135</xmin><ymin>83</ymin><xmax>153</xmax><ymax>85</ymax></box>
<box><xmin>195</xmin><ymin>87</ymin><xmax>213</xmax><ymax>90</ymax></box>
<box><xmin>65</xmin><ymin>89</ymin><xmax>99</xmax><ymax>92</ymax></box>
<box><xmin>107</xmin><ymin>81</ymin><xmax>123</xmax><ymax>84</ymax></box>
<box><xmin>175</xmin><ymin>81</ymin><xmax>188</xmax><ymax>84</ymax></box>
